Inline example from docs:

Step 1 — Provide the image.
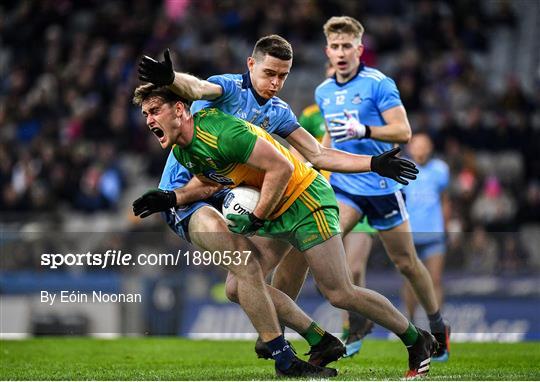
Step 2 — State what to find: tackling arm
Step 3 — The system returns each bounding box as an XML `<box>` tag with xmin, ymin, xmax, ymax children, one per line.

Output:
<box><xmin>286</xmin><ymin>127</ymin><xmax>418</xmax><ymax>184</ymax></box>
<box><xmin>132</xmin><ymin>177</ymin><xmax>222</xmax><ymax>218</ymax></box>
<box><xmin>138</xmin><ymin>49</ymin><xmax>223</xmax><ymax>101</ymax></box>
<box><xmin>169</xmin><ymin>73</ymin><xmax>223</xmax><ymax>101</ymax></box>
<box><xmin>174</xmin><ymin>176</ymin><xmax>224</xmax><ymax>205</ymax></box>
<box><xmin>286</xmin><ymin>127</ymin><xmax>372</xmax><ymax>173</ymax></box>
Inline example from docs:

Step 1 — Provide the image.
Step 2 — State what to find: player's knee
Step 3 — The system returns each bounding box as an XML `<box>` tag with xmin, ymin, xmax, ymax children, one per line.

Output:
<box><xmin>232</xmin><ymin>255</ymin><xmax>263</xmax><ymax>282</ymax></box>
<box><xmin>225</xmin><ymin>278</ymin><xmax>239</xmax><ymax>303</ymax></box>
<box><xmin>324</xmin><ymin>288</ymin><xmax>351</xmax><ymax>309</ymax></box>
<box><xmin>190</xmin><ymin>207</ymin><xmax>227</xmax><ymax>232</ymax></box>
<box><xmin>393</xmin><ymin>255</ymin><xmax>419</xmax><ymax>277</ymax></box>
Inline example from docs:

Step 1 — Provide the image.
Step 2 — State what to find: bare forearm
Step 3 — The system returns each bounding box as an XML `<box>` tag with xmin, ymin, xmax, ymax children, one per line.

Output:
<box><xmin>312</xmin><ymin>147</ymin><xmax>372</xmax><ymax>173</ymax></box>
<box><xmin>368</xmin><ymin>123</ymin><xmax>411</xmax><ymax>143</ymax></box>
<box><xmin>168</xmin><ymin>72</ymin><xmax>221</xmax><ymax>101</ymax></box>
<box><xmin>173</xmin><ymin>180</ymin><xmax>222</xmax><ymax>206</ymax></box>
<box><xmin>253</xmin><ymin>168</ymin><xmax>292</xmax><ymax>219</ymax></box>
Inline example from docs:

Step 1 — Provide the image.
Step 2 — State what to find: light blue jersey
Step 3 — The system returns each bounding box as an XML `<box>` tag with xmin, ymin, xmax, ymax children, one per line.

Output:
<box><xmin>159</xmin><ymin>72</ymin><xmax>301</xmax><ymax>191</ymax></box>
<box><xmin>159</xmin><ymin>149</ymin><xmax>192</xmax><ymax>191</ymax></box>
<box><xmin>404</xmin><ymin>158</ymin><xmax>449</xmax><ymax>244</ymax></box>
<box><xmin>192</xmin><ymin>73</ymin><xmax>300</xmax><ymax>137</ymax></box>
<box><xmin>315</xmin><ymin>64</ymin><xmax>403</xmax><ymax>196</ymax></box>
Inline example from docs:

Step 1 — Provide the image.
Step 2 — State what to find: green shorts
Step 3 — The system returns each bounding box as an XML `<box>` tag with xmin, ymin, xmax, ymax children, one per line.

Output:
<box><xmin>260</xmin><ymin>175</ymin><xmax>341</xmax><ymax>251</ymax></box>
<box><xmin>352</xmin><ymin>216</ymin><xmax>377</xmax><ymax>235</ymax></box>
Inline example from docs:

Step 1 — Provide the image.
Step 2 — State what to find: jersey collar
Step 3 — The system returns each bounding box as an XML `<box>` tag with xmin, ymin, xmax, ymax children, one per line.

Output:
<box><xmin>333</xmin><ymin>62</ymin><xmax>365</xmax><ymax>87</ymax></box>
<box><xmin>242</xmin><ymin>72</ymin><xmax>271</xmax><ymax>106</ymax></box>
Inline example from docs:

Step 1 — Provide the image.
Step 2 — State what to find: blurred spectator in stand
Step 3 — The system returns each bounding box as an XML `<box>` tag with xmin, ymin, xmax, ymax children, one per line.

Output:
<box><xmin>471</xmin><ymin>176</ymin><xmax>517</xmax><ymax>232</ymax></box>
<box><xmin>464</xmin><ymin>226</ymin><xmax>499</xmax><ymax>274</ymax></box>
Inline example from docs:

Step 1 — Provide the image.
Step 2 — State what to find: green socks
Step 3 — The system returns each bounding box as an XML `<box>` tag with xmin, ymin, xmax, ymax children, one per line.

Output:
<box><xmin>301</xmin><ymin>322</ymin><xmax>325</xmax><ymax>346</ymax></box>
<box><xmin>398</xmin><ymin>322</ymin><xmax>419</xmax><ymax>347</ymax></box>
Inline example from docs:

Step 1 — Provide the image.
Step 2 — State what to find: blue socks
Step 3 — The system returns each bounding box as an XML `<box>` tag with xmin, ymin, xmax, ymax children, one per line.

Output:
<box><xmin>266</xmin><ymin>335</ymin><xmax>295</xmax><ymax>370</ymax></box>
<box><xmin>428</xmin><ymin>310</ymin><xmax>445</xmax><ymax>333</ymax></box>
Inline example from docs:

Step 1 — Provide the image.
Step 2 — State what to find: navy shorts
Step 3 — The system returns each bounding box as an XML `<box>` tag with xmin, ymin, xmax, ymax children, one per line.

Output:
<box><xmin>162</xmin><ymin>189</ymin><xmax>230</xmax><ymax>242</ymax></box>
<box><xmin>414</xmin><ymin>234</ymin><xmax>446</xmax><ymax>260</ymax></box>
<box><xmin>332</xmin><ymin>186</ymin><xmax>409</xmax><ymax>231</ymax></box>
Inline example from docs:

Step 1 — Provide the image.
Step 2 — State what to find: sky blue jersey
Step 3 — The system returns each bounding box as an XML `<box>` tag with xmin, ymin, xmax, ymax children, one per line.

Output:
<box><xmin>159</xmin><ymin>72</ymin><xmax>301</xmax><ymax>191</ymax></box>
<box><xmin>315</xmin><ymin>64</ymin><xmax>403</xmax><ymax>196</ymax></box>
<box><xmin>404</xmin><ymin>158</ymin><xmax>449</xmax><ymax>243</ymax></box>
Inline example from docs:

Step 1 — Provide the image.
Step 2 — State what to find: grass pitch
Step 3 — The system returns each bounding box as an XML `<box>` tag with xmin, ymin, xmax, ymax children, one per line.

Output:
<box><xmin>1</xmin><ymin>337</ymin><xmax>539</xmax><ymax>380</ymax></box>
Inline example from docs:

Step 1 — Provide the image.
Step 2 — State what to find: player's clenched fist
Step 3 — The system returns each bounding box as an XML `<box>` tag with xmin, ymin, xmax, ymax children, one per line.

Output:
<box><xmin>133</xmin><ymin>188</ymin><xmax>177</xmax><ymax>218</ymax></box>
<box><xmin>370</xmin><ymin>147</ymin><xmax>418</xmax><ymax>185</ymax></box>
<box><xmin>138</xmin><ymin>49</ymin><xmax>175</xmax><ymax>86</ymax></box>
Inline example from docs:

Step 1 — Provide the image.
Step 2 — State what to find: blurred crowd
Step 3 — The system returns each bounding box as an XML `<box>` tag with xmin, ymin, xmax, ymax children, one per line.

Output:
<box><xmin>1</xmin><ymin>0</ymin><xmax>539</xmax><ymax>274</ymax></box>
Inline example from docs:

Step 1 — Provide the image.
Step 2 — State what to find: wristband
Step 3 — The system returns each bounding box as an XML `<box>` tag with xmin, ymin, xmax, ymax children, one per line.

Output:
<box><xmin>248</xmin><ymin>212</ymin><xmax>266</xmax><ymax>230</ymax></box>
<box><xmin>365</xmin><ymin>125</ymin><xmax>371</xmax><ymax>138</ymax></box>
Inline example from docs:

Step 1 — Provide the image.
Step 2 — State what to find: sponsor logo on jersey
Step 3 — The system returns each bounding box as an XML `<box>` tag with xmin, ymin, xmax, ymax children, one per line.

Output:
<box><xmin>203</xmin><ymin>170</ymin><xmax>234</xmax><ymax>185</ymax></box>
<box><xmin>185</xmin><ymin>161</ymin><xmax>195</xmax><ymax>169</ymax></box>
<box><xmin>237</xmin><ymin>109</ymin><xmax>247</xmax><ymax>119</ymax></box>
<box><xmin>205</xmin><ymin>157</ymin><xmax>218</xmax><ymax>169</ymax></box>
<box><xmin>260</xmin><ymin>117</ymin><xmax>270</xmax><ymax>130</ymax></box>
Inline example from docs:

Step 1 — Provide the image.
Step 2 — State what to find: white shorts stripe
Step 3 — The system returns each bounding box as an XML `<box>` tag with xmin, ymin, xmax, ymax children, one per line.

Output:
<box><xmin>395</xmin><ymin>191</ymin><xmax>409</xmax><ymax>221</ymax></box>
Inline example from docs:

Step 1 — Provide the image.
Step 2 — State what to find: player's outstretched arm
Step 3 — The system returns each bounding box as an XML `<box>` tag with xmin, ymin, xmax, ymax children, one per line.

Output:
<box><xmin>287</xmin><ymin>127</ymin><xmax>372</xmax><ymax>172</ymax></box>
<box><xmin>138</xmin><ymin>49</ymin><xmax>223</xmax><ymax>100</ymax></box>
<box><xmin>133</xmin><ymin>177</ymin><xmax>222</xmax><ymax>218</ymax></box>
<box><xmin>286</xmin><ymin>128</ymin><xmax>417</xmax><ymax>184</ymax></box>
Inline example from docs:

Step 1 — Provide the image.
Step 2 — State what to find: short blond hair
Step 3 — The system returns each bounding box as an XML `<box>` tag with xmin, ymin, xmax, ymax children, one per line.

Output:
<box><xmin>323</xmin><ymin>16</ymin><xmax>364</xmax><ymax>42</ymax></box>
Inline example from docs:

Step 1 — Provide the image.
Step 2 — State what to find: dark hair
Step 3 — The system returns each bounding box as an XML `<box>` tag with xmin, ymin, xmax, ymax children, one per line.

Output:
<box><xmin>252</xmin><ymin>34</ymin><xmax>293</xmax><ymax>61</ymax></box>
<box><xmin>132</xmin><ymin>83</ymin><xmax>191</xmax><ymax>107</ymax></box>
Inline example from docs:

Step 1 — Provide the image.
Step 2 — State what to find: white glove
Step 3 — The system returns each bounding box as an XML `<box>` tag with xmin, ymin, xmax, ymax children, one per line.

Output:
<box><xmin>329</xmin><ymin>111</ymin><xmax>367</xmax><ymax>143</ymax></box>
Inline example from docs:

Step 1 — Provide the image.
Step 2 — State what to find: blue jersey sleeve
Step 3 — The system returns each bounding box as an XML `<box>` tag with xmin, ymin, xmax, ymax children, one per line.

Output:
<box><xmin>375</xmin><ymin>77</ymin><xmax>402</xmax><ymax>112</ymax></box>
<box><xmin>159</xmin><ymin>150</ymin><xmax>192</xmax><ymax>191</ymax></box>
<box><xmin>314</xmin><ymin>88</ymin><xmax>324</xmax><ymax>114</ymax></box>
<box><xmin>274</xmin><ymin>105</ymin><xmax>300</xmax><ymax>138</ymax></box>
<box><xmin>191</xmin><ymin>75</ymin><xmax>240</xmax><ymax>114</ymax></box>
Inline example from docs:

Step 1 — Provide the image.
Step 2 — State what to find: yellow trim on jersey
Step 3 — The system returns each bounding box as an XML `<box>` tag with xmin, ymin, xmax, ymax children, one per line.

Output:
<box><xmin>196</xmin><ymin>126</ymin><xmax>218</xmax><ymax>148</ymax></box>
<box><xmin>302</xmin><ymin>104</ymin><xmax>320</xmax><ymax>118</ymax></box>
<box><xmin>270</xmin><ymin>171</ymin><xmax>318</xmax><ymax>219</ymax></box>
<box><xmin>196</xmin><ymin>134</ymin><xmax>217</xmax><ymax>148</ymax></box>
<box><xmin>220</xmin><ymin>162</ymin><xmax>237</xmax><ymax>175</ymax></box>
<box><xmin>233</xmin><ymin>121</ymin><xmax>319</xmax><ymax>220</ymax></box>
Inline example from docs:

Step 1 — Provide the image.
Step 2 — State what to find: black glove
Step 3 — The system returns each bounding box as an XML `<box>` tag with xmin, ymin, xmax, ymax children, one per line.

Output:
<box><xmin>133</xmin><ymin>188</ymin><xmax>176</xmax><ymax>218</ymax></box>
<box><xmin>370</xmin><ymin>147</ymin><xmax>419</xmax><ymax>185</ymax></box>
<box><xmin>138</xmin><ymin>49</ymin><xmax>175</xmax><ymax>86</ymax></box>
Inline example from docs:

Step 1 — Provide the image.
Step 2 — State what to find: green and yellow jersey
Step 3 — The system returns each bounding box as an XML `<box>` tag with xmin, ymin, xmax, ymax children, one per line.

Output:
<box><xmin>172</xmin><ymin>108</ymin><xmax>318</xmax><ymax>220</ymax></box>
<box><xmin>299</xmin><ymin>104</ymin><xmax>326</xmax><ymax>143</ymax></box>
